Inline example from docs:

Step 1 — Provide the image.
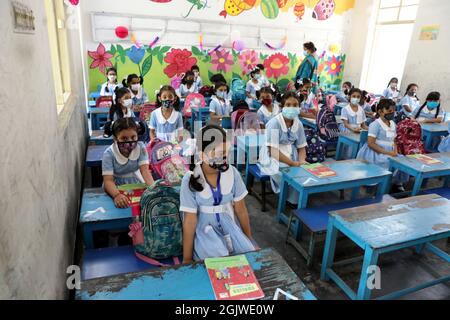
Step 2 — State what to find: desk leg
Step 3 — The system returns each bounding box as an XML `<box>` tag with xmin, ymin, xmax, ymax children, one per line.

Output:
<box><xmin>276</xmin><ymin>177</ymin><xmax>288</xmax><ymax>224</ymax></box>
<box><xmin>335</xmin><ymin>140</ymin><xmax>343</xmax><ymax>161</ymax></box>
<box><xmin>425</xmin><ymin>134</ymin><xmax>433</xmax><ymax>153</ymax></box>
<box><xmin>321</xmin><ymin>217</ymin><xmax>339</xmax><ymax>281</ymax></box>
<box><xmin>350</xmin><ymin>142</ymin><xmax>359</xmax><ymax>159</ymax></box>
<box><xmin>411</xmin><ymin>173</ymin><xmax>423</xmax><ymax>196</ymax></box>
<box><xmin>83</xmin><ymin>224</ymin><xmax>95</xmax><ymax>249</ymax></box>
<box><xmin>351</xmin><ymin>187</ymin><xmax>359</xmax><ymax>200</ymax></box>
<box><xmin>356</xmin><ymin>247</ymin><xmax>379</xmax><ymax>300</ymax></box>
<box><xmin>377</xmin><ymin>176</ymin><xmax>390</xmax><ymax>197</ymax></box>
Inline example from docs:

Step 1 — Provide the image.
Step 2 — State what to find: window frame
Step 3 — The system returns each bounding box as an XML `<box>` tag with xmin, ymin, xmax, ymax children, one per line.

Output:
<box><xmin>377</xmin><ymin>0</ymin><xmax>420</xmax><ymax>25</ymax></box>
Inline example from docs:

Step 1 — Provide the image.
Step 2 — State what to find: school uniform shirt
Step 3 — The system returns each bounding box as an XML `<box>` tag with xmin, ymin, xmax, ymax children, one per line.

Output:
<box><xmin>112</xmin><ymin>108</ymin><xmax>136</xmax><ymax>121</ymax></box>
<box><xmin>130</xmin><ymin>87</ymin><xmax>148</xmax><ymax>106</ymax></box>
<box><xmin>209</xmin><ymin>96</ymin><xmax>232</xmax><ymax>117</ymax></box>
<box><xmin>245</xmin><ymin>80</ymin><xmax>261</xmax><ymax>109</ymax></box>
<box><xmin>100</xmin><ymin>82</ymin><xmax>122</xmax><ymax>97</ymax></box>
<box><xmin>339</xmin><ymin>104</ymin><xmax>367</xmax><ymax>133</ymax></box>
<box><xmin>178</xmin><ymin>83</ymin><xmax>199</xmax><ymax>98</ymax></box>
<box><xmin>179</xmin><ymin>164</ymin><xmax>256</xmax><ymax>261</ymax></box>
<box><xmin>258</xmin><ymin>75</ymin><xmax>270</xmax><ymax>88</ymax></box>
<box><xmin>357</xmin><ymin>119</ymin><xmax>408</xmax><ymax>184</ymax></box>
<box><xmin>149</xmin><ymin>107</ymin><xmax>184</xmax><ymax>143</ymax></box>
<box><xmin>438</xmin><ymin>124</ymin><xmax>450</xmax><ymax>153</ymax></box>
<box><xmin>301</xmin><ymin>92</ymin><xmax>316</xmax><ymax>112</ymax></box>
<box><xmin>336</xmin><ymin>91</ymin><xmax>349</xmax><ymax>103</ymax></box>
<box><xmin>382</xmin><ymin>87</ymin><xmax>400</xmax><ymax>100</ymax></box>
<box><xmin>102</xmin><ymin>141</ymin><xmax>149</xmax><ymax>186</ymax></box>
<box><xmin>195</xmin><ymin>76</ymin><xmax>203</xmax><ymax>89</ymax></box>
<box><xmin>258</xmin><ymin>113</ymin><xmax>307</xmax><ymax>204</ymax></box>
<box><xmin>399</xmin><ymin>95</ymin><xmax>420</xmax><ymax>116</ymax></box>
<box><xmin>257</xmin><ymin>103</ymin><xmax>280</xmax><ymax>126</ymax></box>
<box><xmin>413</xmin><ymin>105</ymin><xmax>444</xmax><ymax>121</ymax></box>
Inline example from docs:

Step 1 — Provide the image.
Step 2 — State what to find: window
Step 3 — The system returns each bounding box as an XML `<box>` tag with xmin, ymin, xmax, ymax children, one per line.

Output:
<box><xmin>44</xmin><ymin>0</ymin><xmax>72</xmax><ymax>114</ymax></box>
<box><xmin>378</xmin><ymin>0</ymin><xmax>420</xmax><ymax>24</ymax></box>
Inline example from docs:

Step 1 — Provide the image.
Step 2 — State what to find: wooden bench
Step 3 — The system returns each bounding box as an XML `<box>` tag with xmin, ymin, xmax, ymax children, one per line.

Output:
<box><xmin>422</xmin><ymin>187</ymin><xmax>450</xmax><ymax>199</ymax></box>
<box><xmin>286</xmin><ymin>195</ymin><xmax>395</xmax><ymax>267</ymax></box>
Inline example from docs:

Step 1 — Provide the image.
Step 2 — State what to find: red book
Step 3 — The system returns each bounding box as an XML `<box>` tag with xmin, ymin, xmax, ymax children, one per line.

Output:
<box><xmin>117</xmin><ymin>183</ymin><xmax>147</xmax><ymax>216</ymax></box>
<box><xmin>302</xmin><ymin>163</ymin><xmax>337</xmax><ymax>178</ymax></box>
<box><xmin>205</xmin><ymin>255</ymin><xmax>264</xmax><ymax>300</ymax></box>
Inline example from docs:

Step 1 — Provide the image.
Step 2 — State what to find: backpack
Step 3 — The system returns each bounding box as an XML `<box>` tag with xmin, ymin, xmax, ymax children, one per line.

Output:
<box><xmin>305</xmin><ymin>128</ymin><xmax>326</xmax><ymax>163</ymax></box>
<box><xmin>96</xmin><ymin>96</ymin><xmax>113</xmax><ymax>108</ymax></box>
<box><xmin>146</xmin><ymin>139</ymin><xmax>188</xmax><ymax>185</ymax></box>
<box><xmin>134</xmin><ymin>180</ymin><xmax>183</xmax><ymax>261</ymax></box>
<box><xmin>238</xmin><ymin>111</ymin><xmax>261</xmax><ymax>135</ymax></box>
<box><xmin>395</xmin><ymin>118</ymin><xmax>426</xmax><ymax>155</ymax></box>
<box><xmin>317</xmin><ymin>105</ymin><xmax>340</xmax><ymax>142</ymax></box>
<box><xmin>183</xmin><ymin>93</ymin><xmax>206</xmax><ymax>117</ymax></box>
<box><xmin>231</xmin><ymin>109</ymin><xmax>249</xmax><ymax>130</ymax></box>
<box><xmin>199</xmin><ymin>85</ymin><xmax>214</xmax><ymax>98</ymax></box>
<box><xmin>325</xmin><ymin>95</ymin><xmax>337</xmax><ymax>112</ymax></box>
<box><xmin>170</xmin><ymin>73</ymin><xmax>184</xmax><ymax>90</ymax></box>
<box><xmin>231</xmin><ymin>78</ymin><xmax>246</xmax><ymax>103</ymax></box>
<box><xmin>139</xmin><ymin>103</ymin><xmax>158</xmax><ymax>123</ymax></box>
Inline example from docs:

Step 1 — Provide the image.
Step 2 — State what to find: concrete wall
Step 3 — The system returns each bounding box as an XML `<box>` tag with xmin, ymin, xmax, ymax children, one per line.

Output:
<box><xmin>402</xmin><ymin>0</ymin><xmax>450</xmax><ymax>108</ymax></box>
<box><xmin>0</xmin><ymin>0</ymin><xmax>87</xmax><ymax>299</ymax></box>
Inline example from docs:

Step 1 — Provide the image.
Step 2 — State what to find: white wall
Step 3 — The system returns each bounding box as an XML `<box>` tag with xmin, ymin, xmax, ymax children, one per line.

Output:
<box><xmin>402</xmin><ymin>0</ymin><xmax>450</xmax><ymax>109</ymax></box>
<box><xmin>0</xmin><ymin>1</ymin><xmax>87</xmax><ymax>299</ymax></box>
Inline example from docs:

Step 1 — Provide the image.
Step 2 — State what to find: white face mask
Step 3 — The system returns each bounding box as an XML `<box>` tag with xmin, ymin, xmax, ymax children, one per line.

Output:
<box><xmin>108</xmin><ymin>75</ymin><xmax>117</xmax><ymax>82</ymax></box>
<box><xmin>122</xmin><ymin>99</ymin><xmax>133</xmax><ymax>108</ymax></box>
<box><xmin>131</xmin><ymin>84</ymin><xmax>141</xmax><ymax>91</ymax></box>
<box><xmin>351</xmin><ymin>98</ymin><xmax>360</xmax><ymax>106</ymax></box>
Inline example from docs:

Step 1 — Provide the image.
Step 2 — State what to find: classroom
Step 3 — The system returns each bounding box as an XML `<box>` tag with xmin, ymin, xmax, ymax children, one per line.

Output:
<box><xmin>1</xmin><ymin>0</ymin><xmax>449</xmax><ymax>304</ymax></box>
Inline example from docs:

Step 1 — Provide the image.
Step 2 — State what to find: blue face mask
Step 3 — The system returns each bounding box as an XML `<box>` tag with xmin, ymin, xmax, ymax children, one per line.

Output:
<box><xmin>427</xmin><ymin>101</ymin><xmax>439</xmax><ymax>109</ymax></box>
<box><xmin>282</xmin><ymin>107</ymin><xmax>300</xmax><ymax>120</ymax></box>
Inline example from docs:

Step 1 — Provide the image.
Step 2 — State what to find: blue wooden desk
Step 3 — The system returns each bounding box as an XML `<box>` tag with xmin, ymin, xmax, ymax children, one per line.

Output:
<box><xmin>335</xmin><ymin>131</ymin><xmax>368</xmax><ymax>160</ymax></box>
<box><xmin>80</xmin><ymin>189</ymin><xmax>132</xmax><ymax>249</ymax></box>
<box><xmin>89</xmin><ymin>130</ymin><xmax>113</xmax><ymax>146</ymax></box>
<box><xmin>89</xmin><ymin>91</ymin><xmax>101</xmax><ymax>100</ymax></box>
<box><xmin>236</xmin><ymin>134</ymin><xmax>266</xmax><ymax>183</ymax></box>
<box><xmin>277</xmin><ymin>160</ymin><xmax>392</xmax><ymax>236</ymax></box>
<box><xmin>421</xmin><ymin>122</ymin><xmax>449</xmax><ymax>153</ymax></box>
<box><xmin>190</xmin><ymin>107</ymin><xmax>211</xmax><ymax>133</ymax></box>
<box><xmin>86</xmin><ymin>145</ymin><xmax>109</xmax><ymax>187</ymax></box>
<box><xmin>321</xmin><ymin>194</ymin><xmax>450</xmax><ymax>300</ymax></box>
<box><xmin>76</xmin><ymin>248</ymin><xmax>317</xmax><ymax>300</ymax></box>
<box><xmin>389</xmin><ymin>152</ymin><xmax>450</xmax><ymax>196</ymax></box>
<box><xmin>88</xmin><ymin>107</ymin><xmax>109</xmax><ymax>130</ymax></box>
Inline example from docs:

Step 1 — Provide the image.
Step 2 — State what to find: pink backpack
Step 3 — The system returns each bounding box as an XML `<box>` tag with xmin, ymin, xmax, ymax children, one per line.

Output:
<box><xmin>326</xmin><ymin>94</ymin><xmax>337</xmax><ymax>112</ymax></box>
<box><xmin>146</xmin><ymin>139</ymin><xmax>188</xmax><ymax>186</ymax></box>
<box><xmin>139</xmin><ymin>103</ymin><xmax>158</xmax><ymax>123</ymax></box>
<box><xmin>170</xmin><ymin>73</ymin><xmax>184</xmax><ymax>90</ymax></box>
<box><xmin>183</xmin><ymin>93</ymin><xmax>206</xmax><ymax>117</ymax></box>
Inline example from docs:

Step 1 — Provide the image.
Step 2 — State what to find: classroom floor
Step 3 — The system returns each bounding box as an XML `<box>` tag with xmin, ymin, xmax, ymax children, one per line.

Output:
<box><xmin>81</xmin><ymin>166</ymin><xmax>450</xmax><ymax>300</ymax></box>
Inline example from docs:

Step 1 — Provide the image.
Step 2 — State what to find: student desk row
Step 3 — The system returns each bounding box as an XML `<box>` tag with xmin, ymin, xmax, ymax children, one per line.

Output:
<box><xmin>420</xmin><ymin>122</ymin><xmax>449</xmax><ymax>153</ymax></box>
<box><xmin>277</xmin><ymin>160</ymin><xmax>392</xmax><ymax>238</ymax></box>
<box><xmin>335</xmin><ymin>130</ymin><xmax>368</xmax><ymax>160</ymax></box>
<box><xmin>89</xmin><ymin>130</ymin><xmax>113</xmax><ymax>146</ymax></box>
<box><xmin>388</xmin><ymin>152</ymin><xmax>450</xmax><ymax>196</ymax></box>
<box><xmin>321</xmin><ymin>194</ymin><xmax>450</xmax><ymax>300</ymax></box>
<box><xmin>86</xmin><ymin>145</ymin><xmax>110</xmax><ymax>187</ymax></box>
<box><xmin>88</xmin><ymin>107</ymin><xmax>109</xmax><ymax>130</ymax></box>
<box><xmin>76</xmin><ymin>248</ymin><xmax>317</xmax><ymax>300</ymax></box>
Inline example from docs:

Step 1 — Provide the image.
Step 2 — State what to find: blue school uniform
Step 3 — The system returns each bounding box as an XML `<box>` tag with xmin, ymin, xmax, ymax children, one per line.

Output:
<box><xmin>178</xmin><ymin>83</ymin><xmax>199</xmax><ymax>98</ymax></box>
<box><xmin>179</xmin><ymin>164</ymin><xmax>256</xmax><ymax>261</ymax></box>
<box><xmin>209</xmin><ymin>96</ymin><xmax>232</xmax><ymax>117</ymax></box>
<box><xmin>301</xmin><ymin>92</ymin><xmax>316</xmax><ymax>113</ymax></box>
<box><xmin>130</xmin><ymin>87</ymin><xmax>148</xmax><ymax>106</ymax></box>
<box><xmin>100</xmin><ymin>82</ymin><xmax>122</xmax><ymax>97</ymax></box>
<box><xmin>258</xmin><ymin>75</ymin><xmax>270</xmax><ymax>88</ymax></box>
<box><xmin>399</xmin><ymin>95</ymin><xmax>420</xmax><ymax>116</ymax></box>
<box><xmin>102</xmin><ymin>142</ymin><xmax>149</xmax><ymax>186</ymax></box>
<box><xmin>258</xmin><ymin>113</ymin><xmax>308</xmax><ymax>204</ymax></box>
<box><xmin>194</xmin><ymin>76</ymin><xmax>203</xmax><ymax>89</ymax></box>
<box><xmin>438</xmin><ymin>123</ymin><xmax>450</xmax><ymax>152</ymax></box>
<box><xmin>382</xmin><ymin>87</ymin><xmax>400</xmax><ymax>100</ymax></box>
<box><xmin>339</xmin><ymin>104</ymin><xmax>367</xmax><ymax>159</ymax></box>
<box><xmin>112</xmin><ymin>108</ymin><xmax>135</xmax><ymax>121</ymax></box>
<box><xmin>412</xmin><ymin>104</ymin><xmax>445</xmax><ymax>121</ymax></box>
<box><xmin>336</xmin><ymin>91</ymin><xmax>349</xmax><ymax>103</ymax></box>
<box><xmin>149</xmin><ymin>107</ymin><xmax>184</xmax><ymax>143</ymax></box>
<box><xmin>257</xmin><ymin>103</ymin><xmax>280</xmax><ymax>126</ymax></box>
<box><xmin>357</xmin><ymin>119</ymin><xmax>408</xmax><ymax>185</ymax></box>
<box><xmin>245</xmin><ymin>80</ymin><xmax>261</xmax><ymax>109</ymax></box>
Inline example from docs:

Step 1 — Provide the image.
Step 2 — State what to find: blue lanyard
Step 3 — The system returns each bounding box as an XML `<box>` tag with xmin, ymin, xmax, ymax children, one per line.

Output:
<box><xmin>207</xmin><ymin>172</ymin><xmax>223</xmax><ymax>229</ymax></box>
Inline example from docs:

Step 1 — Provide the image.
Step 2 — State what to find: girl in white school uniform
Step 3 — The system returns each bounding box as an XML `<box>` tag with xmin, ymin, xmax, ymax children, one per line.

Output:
<box><xmin>102</xmin><ymin>118</ymin><xmax>154</xmax><ymax>208</ymax></box>
<box><xmin>149</xmin><ymin>85</ymin><xmax>184</xmax><ymax>143</ymax></box>
<box><xmin>357</xmin><ymin>99</ymin><xmax>409</xmax><ymax>192</ymax></box>
<box><xmin>100</xmin><ymin>67</ymin><xmax>122</xmax><ymax>97</ymax></box>
<box><xmin>209</xmin><ymin>82</ymin><xmax>232</xmax><ymax>123</ymax></box>
<box><xmin>382</xmin><ymin>78</ymin><xmax>400</xmax><ymax>103</ymax></box>
<box><xmin>413</xmin><ymin>92</ymin><xmax>445</xmax><ymax>150</ymax></box>
<box><xmin>123</xmin><ymin>74</ymin><xmax>148</xmax><ymax>108</ymax></box>
<box><xmin>191</xmin><ymin>65</ymin><xmax>203</xmax><ymax>89</ymax></box>
<box><xmin>181</xmin><ymin>125</ymin><xmax>256</xmax><ymax>263</ymax></box>
<box><xmin>257</xmin><ymin>87</ymin><xmax>280</xmax><ymax>128</ymax></box>
<box><xmin>246</xmin><ymin>68</ymin><xmax>262</xmax><ymax>109</ymax></box>
<box><xmin>399</xmin><ymin>83</ymin><xmax>420</xmax><ymax>117</ymax></box>
<box><xmin>258</xmin><ymin>92</ymin><xmax>308</xmax><ymax>205</ymax></box>
<box><xmin>108</xmin><ymin>87</ymin><xmax>136</xmax><ymax>121</ymax></box>
<box><xmin>178</xmin><ymin>71</ymin><xmax>199</xmax><ymax>99</ymax></box>
<box><xmin>438</xmin><ymin>122</ymin><xmax>450</xmax><ymax>153</ymax></box>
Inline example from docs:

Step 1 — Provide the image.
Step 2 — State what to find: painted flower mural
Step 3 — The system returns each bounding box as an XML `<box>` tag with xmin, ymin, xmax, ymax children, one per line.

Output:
<box><xmin>126</xmin><ymin>45</ymin><xmax>146</xmax><ymax>65</ymax></box>
<box><xmin>263</xmin><ymin>53</ymin><xmax>290</xmax><ymax>79</ymax></box>
<box><xmin>325</xmin><ymin>55</ymin><xmax>342</xmax><ymax>77</ymax></box>
<box><xmin>210</xmin><ymin>49</ymin><xmax>234</xmax><ymax>73</ymax></box>
<box><xmin>163</xmin><ymin>48</ymin><xmax>198</xmax><ymax>78</ymax></box>
<box><xmin>88</xmin><ymin>43</ymin><xmax>113</xmax><ymax>74</ymax></box>
<box><xmin>238</xmin><ymin>50</ymin><xmax>259</xmax><ymax>75</ymax></box>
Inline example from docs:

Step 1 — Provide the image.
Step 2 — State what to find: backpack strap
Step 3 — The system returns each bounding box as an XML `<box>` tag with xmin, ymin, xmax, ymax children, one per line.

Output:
<box><xmin>135</xmin><ymin>252</ymin><xmax>181</xmax><ymax>267</ymax></box>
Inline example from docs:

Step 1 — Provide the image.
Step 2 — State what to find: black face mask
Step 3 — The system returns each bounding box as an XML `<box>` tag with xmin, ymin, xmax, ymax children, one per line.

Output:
<box><xmin>208</xmin><ymin>156</ymin><xmax>229</xmax><ymax>172</ymax></box>
<box><xmin>344</xmin><ymin>89</ymin><xmax>349</xmax><ymax>95</ymax></box>
<box><xmin>186</xmin><ymin>79</ymin><xmax>194</xmax><ymax>85</ymax></box>
<box><xmin>384</xmin><ymin>113</ymin><xmax>395</xmax><ymax>121</ymax></box>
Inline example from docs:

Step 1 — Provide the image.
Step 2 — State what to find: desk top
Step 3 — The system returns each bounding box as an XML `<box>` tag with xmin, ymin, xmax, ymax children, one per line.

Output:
<box><xmin>330</xmin><ymin>194</ymin><xmax>450</xmax><ymax>249</ymax></box>
<box><xmin>282</xmin><ymin>159</ymin><xmax>391</xmax><ymax>188</ymax></box>
<box><xmin>76</xmin><ymin>248</ymin><xmax>316</xmax><ymax>300</ymax></box>
<box><xmin>80</xmin><ymin>189</ymin><xmax>131</xmax><ymax>223</ymax></box>
<box><xmin>421</xmin><ymin>122</ymin><xmax>449</xmax><ymax>133</ymax></box>
<box><xmin>338</xmin><ymin>132</ymin><xmax>360</xmax><ymax>143</ymax></box>
<box><xmin>389</xmin><ymin>152</ymin><xmax>450</xmax><ymax>173</ymax></box>
<box><xmin>86</xmin><ymin>145</ymin><xmax>109</xmax><ymax>165</ymax></box>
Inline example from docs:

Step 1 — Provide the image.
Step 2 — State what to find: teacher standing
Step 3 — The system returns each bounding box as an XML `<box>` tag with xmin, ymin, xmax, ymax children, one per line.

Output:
<box><xmin>295</xmin><ymin>42</ymin><xmax>318</xmax><ymax>87</ymax></box>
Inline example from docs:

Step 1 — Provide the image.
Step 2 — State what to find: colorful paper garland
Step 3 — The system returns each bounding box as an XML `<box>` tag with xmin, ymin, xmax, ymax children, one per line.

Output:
<box><xmin>264</xmin><ymin>36</ymin><xmax>288</xmax><ymax>51</ymax></box>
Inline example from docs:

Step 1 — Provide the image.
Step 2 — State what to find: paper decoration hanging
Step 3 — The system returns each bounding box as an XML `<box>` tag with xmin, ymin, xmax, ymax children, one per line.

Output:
<box><xmin>264</xmin><ymin>36</ymin><xmax>288</xmax><ymax>50</ymax></box>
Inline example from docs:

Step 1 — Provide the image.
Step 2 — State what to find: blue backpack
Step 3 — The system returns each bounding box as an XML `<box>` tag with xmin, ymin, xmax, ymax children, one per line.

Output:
<box><xmin>231</xmin><ymin>78</ymin><xmax>247</xmax><ymax>103</ymax></box>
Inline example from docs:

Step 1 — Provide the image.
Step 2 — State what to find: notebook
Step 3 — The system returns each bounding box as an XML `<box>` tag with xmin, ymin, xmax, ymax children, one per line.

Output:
<box><xmin>407</xmin><ymin>154</ymin><xmax>443</xmax><ymax>165</ymax></box>
<box><xmin>302</xmin><ymin>163</ymin><xmax>337</xmax><ymax>178</ymax></box>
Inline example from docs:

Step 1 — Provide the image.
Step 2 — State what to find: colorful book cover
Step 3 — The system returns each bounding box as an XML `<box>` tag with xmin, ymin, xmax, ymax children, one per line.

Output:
<box><xmin>205</xmin><ymin>255</ymin><xmax>264</xmax><ymax>300</ymax></box>
<box><xmin>407</xmin><ymin>154</ymin><xmax>442</xmax><ymax>165</ymax></box>
<box><xmin>117</xmin><ymin>184</ymin><xmax>147</xmax><ymax>216</ymax></box>
<box><xmin>302</xmin><ymin>163</ymin><xmax>337</xmax><ymax>178</ymax></box>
